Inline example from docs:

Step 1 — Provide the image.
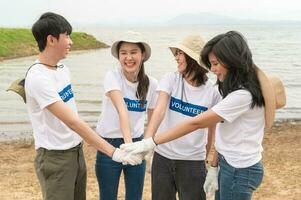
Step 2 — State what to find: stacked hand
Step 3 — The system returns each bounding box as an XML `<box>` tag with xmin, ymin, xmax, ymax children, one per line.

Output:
<box><xmin>203</xmin><ymin>166</ymin><xmax>219</xmax><ymax>197</ymax></box>
<box><xmin>112</xmin><ymin>148</ymin><xmax>143</xmax><ymax>165</ymax></box>
<box><xmin>120</xmin><ymin>137</ymin><xmax>156</xmax><ymax>160</ymax></box>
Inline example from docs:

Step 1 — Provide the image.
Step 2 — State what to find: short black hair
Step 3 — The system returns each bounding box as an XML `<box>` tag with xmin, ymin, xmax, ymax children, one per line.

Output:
<box><xmin>32</xmin><ymin>12</ymin><xmax>72</xmax><ymax>52</ymax></box>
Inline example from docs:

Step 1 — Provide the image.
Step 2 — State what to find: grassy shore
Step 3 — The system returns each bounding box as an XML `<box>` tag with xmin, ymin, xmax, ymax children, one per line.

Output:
<box><xmin>0</xmin><ymin>28</ymin><xmax>109</xmax><ymax>61</ymax></box>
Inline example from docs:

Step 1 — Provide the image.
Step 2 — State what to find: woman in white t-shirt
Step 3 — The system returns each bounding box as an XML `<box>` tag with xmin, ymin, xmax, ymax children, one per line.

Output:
<box><xmin>121</xmin><ymin>31</ymin><xmax>285</xmax><ymax>200</ymax></box>
<box><xmin>95</xmin><ymin>31</ymin><xmax>158</xmax><ymax>200</ymax></box>
<box><xmin>144</xmin><ymin>35</ymin><xmax>220</xmax><ymax>200</ymax></box>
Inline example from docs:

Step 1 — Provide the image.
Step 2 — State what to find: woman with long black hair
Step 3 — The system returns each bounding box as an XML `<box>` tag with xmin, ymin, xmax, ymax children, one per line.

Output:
<box><xmin>95</xmin><ymin>31</ymin><xmax>158</xmax><ymax>200</ymax></box>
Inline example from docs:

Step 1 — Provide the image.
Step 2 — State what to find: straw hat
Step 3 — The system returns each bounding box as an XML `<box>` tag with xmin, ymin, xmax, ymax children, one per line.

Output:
<box><xmin>169</xmin><ymin>35</ymin><xmax>207</xmax><ymax>71</ymax></box>
<box><xmin>6</xmin><ymin>78</ymin><xmax>27</xmax><ymax>103</ymax></box>
<box><xmin>256</xmin><ymin>67</ymin><xmax>286</xmax><ymax>129</ymax></box>
<box><xmin>111</xmin><ymin>31</ymin><xmax>151</xmax><ymax>61</ymax></box>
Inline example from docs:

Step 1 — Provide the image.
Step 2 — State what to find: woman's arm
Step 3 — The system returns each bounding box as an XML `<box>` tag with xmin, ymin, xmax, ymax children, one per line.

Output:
<box><xmin>154</xmin><ymin>109</ymin><xmax>223</xmax><ymax>145</ymax></box>
<box><xmin>206</xmin><ymin>124</ymin><xmax>216</xmax><ymax>160</ymax></box>
<box><xmin>107</xmin><ymin>90</ymin><xmax>132</xmax><ymax>143</ymax></box>
<box><xmin>146</xmin><ymin>109</ymin><xmax>154</xmax><ymax>125</ymax></box>
<box><xmin>144</xmin><ymin>91</ymin><xmax>170</xmax><ymax>138</ymax></box>
<box><xmin>210</xmin><ymin>148</ymin><xmax>218</xmax><ymax>167</ymax></box>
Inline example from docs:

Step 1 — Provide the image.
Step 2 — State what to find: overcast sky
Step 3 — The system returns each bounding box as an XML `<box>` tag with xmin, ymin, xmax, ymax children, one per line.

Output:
<box><xmin>1</xmin><ymin>0</ymin><xmax>301</xmax><ymax>27</ymax></box>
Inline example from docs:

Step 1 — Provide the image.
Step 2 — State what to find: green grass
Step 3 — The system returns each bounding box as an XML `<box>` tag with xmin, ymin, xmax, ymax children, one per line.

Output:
<box><xmin>70</xmin><ymin>32</ymin><xmax>109</xmax><ymax>50</ymax></box>
<box><xmin>0</xmin><ymin>28</ymin><xmax>109</xmax><ymax>60</ymax></box>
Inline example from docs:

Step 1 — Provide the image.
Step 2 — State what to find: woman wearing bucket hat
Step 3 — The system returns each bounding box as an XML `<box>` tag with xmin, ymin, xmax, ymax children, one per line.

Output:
<box><xmin>135</xmin><ymin>35</ymin><xmax>220</xmax><ymax>200</ymax></box>
<box><xmin>94</xmin><ymin>31</ymin><xmax>158</xmax><ymax>200</ymax></box>
<box><xmin>121</xmin><ymin>31</ymin><xmax>286</xmax><ymax>200</ymax></box>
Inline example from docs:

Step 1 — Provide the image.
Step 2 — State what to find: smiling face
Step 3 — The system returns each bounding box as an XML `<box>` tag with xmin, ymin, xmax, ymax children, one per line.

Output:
<box><xmin>53</xmin><ymin>32</ymin><xmax>73</xmax><ymax>59</ymax></box>
<box><xmin>208</xmin><ymin>52</ymin><xmax>228</xmax><ymax>82</ymax></box>
<box><xmin>175</xmin><ymin>49</ymin><xmax>187</xmax><ymax>74</ymax></box>
<box><xmin>118</xmin><ymin>42</ymin><xmax>145</xmax><ymax>77</ymax></box>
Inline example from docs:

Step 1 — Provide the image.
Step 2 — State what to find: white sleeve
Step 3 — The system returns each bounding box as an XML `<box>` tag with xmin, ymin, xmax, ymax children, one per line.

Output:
<box><xmin>64</xmin><ymin>65</ymin><xmax>71</xmax><ymax>80</ymax></box>
<box><xmin>103</xmin><ymin>70</ymin><xmax>121</xmax><ymax>93</ymax></box>
<box><xmin>157</xmin><ymin>73</ymin><xmax>174</xmax><ymax>95</ymax></box>
<box><xmin>212</xmin><ymin>90</ymin><xmax>252</xmax><ymax>123</ymax></box>
<box><xmin>26</xmin><ymin>74</ymin><xmax>62</xmax><ymax>109</ymax></box>
<box><xmin>211</xmin><ymin>85</ymin><xmax>222</xmax><ymax>107</ymax></box>
<box><xmin>147</xmin><ymin>78</ymin><xmax>158</xmax><ymax>109</ymax></box>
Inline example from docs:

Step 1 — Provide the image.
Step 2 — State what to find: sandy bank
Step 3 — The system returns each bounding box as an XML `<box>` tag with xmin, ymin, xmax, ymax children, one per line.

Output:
<box><xmin>0</xmin><ymin>122</ymin><xmax>300</xmax><ymax>200</ymax></box>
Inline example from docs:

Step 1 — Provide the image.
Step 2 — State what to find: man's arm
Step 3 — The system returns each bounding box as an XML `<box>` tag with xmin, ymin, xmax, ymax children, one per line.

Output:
<box><xmin>47</xmin><ymin>100</ymin><xmax>115</xmax><ymax>156</ymax></box>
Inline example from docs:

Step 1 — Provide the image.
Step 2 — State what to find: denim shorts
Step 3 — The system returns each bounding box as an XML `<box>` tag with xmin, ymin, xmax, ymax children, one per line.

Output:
<box><xmin>215</xmin><ymin>154</ymin><xmax>264</xmax><ymax>200</ymax></box>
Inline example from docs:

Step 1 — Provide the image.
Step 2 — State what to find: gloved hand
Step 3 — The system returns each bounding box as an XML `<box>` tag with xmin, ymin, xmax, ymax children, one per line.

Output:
<box><xmin>112</xmin><ymin>148</ymin><xmax>142</xmax><ymax>165</ymax></box>
<box><xmin>120</xmin><ymin>137</ymin><xmax>156</xmax><ymax>155</ymax></box>
<box><xmin>203</xmin><ymin>166</ymin><xmax>219</xmax><ymax>198</ymax></box>
<box><xmin>144</xmin><ymin>149</ymin><xmax>154</xmax><ymax>161</ymax></box>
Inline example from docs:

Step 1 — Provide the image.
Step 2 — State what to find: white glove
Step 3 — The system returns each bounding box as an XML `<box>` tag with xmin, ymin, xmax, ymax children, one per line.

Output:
<box><xmin>144</xmin><ymin>149</ymin><xmax>154</xmax><ymax>161</ymax></box>
<box><xmin>112</xmin><ymin>148</ymin><xmax>142</xmax><ymax>165</ymax></box>
<box><xmin>120</xmin><ymin>138</ymin><xmax>156</xmax><ymax>155</ymax></box>
<box><xmin>203</xmin><ymin>166</ymin><xmax>219</xmax><ymax>198</ymax></box>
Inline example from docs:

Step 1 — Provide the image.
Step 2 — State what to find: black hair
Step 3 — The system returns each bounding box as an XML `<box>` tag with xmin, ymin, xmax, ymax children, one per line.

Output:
<box><xmin>201</xmin><ymin>31</ymin><xmax>264</xmax><ymax>108</ymax></box>
<box><xmin>117</xmin><ymin>42</ymin><xmax>150</xmax><ymax>108</ymax></box>
<box><xmin>182</xmin><ymin>53</ymin><xmax>208</xmax><ymax>86</ymax></box>
<box><xmin>32</xmin><ymin>12</ymin><xmax>72</xmax><ymax>52</ymax></box>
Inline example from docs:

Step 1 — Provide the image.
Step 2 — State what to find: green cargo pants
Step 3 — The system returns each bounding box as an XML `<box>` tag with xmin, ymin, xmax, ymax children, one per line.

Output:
<box><xmin>34</xmin><ymin>143</ymin><xmax>87</xmax><ymax>200</ymax></box>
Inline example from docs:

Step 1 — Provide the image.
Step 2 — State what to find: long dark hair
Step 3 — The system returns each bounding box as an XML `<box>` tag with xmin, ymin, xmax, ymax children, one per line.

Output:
<box><xmin>201</xmin><ymin>31</ymin><xmax>264</xmax><ymax>108</ymax></box>
<box><xmin>117</xmin><ymin>42</ymin><xmax>150</xmax><ymax>107</ymax></box>
<box><xmin>182</xmin><ymin>53</ymin><xmax>208</xmax><ymax>86</ymax></box>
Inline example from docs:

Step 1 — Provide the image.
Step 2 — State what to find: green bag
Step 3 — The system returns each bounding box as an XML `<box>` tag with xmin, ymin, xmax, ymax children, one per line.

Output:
<box><xmin>7</xmin><ymin>77</ymin><xmax>27</xmax><ymax>103</ymax></box>
<box><xmin>6</xmin><ymin>63</ymin><xmax>61</xmax><ymax>103</ymax></box>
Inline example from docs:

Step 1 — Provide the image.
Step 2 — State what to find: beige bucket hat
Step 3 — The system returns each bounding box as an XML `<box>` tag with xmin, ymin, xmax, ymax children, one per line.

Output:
<box><xmin>169</xmin><ymin>35</ymin><xmax>207</xmax><ymax>71</ymax></box>
<box><xmin>256</xmin><ymin>67</ymin><xmax>286</xmax><ymax>129</ymax></box>
<box><xmin>111</xmin><ymin>31</ymin><xmax>151</xmax><ymax>61</ymax></box>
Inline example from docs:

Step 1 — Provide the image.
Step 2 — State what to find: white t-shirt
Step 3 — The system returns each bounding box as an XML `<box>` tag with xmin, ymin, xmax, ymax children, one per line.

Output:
<box><xmin>155</xmin><ymin>72</ymin><xmax>221</xmax><ymax>160</ymax></box>
<box><xmin>212</xmin><ymin>89</ymin><xmax>265</xmax><ymax>168</ymax></box>
<box><xmin>96</xmin><ymin>68</ymin><xmax>158</xmax><ymax>138</ymax></box>
<box><xmin>25</xmin><ymin>62</ymin><xmax>82</xmax><ymax>150</ymax></box>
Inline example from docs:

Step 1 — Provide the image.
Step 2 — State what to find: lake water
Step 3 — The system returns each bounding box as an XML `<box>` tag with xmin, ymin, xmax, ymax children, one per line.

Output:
<box><xmin>0</xmin><ymin>24</ymin><xmax>300</xmax><ymax>141</ymax></box>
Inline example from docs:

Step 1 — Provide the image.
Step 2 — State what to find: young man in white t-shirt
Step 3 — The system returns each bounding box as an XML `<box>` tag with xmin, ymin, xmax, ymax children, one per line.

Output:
<box><xmin>25</xmin><ymin>12</ymin><xmax>141</xmax><ymax>200</ymax></box>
